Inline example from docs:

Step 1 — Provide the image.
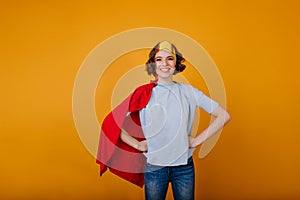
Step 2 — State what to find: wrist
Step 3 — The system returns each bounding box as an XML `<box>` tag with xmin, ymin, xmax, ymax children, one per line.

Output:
<box><xmin>194</xmin><ymin>134</ymin><xmax>205</xmax><ymax>146</ymax></box>
<box><xmin>136</xmin><ymin>142</ymin><xmax>141</xmax><ymax>151</ymax></box>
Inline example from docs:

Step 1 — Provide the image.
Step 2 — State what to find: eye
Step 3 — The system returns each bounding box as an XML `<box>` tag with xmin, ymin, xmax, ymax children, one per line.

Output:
<box><xmin>167</xmin><ymin>57</ymin><xmax>174</xmax><ymax>61</ymax></box>
<box><xmin>155</xmin><ymin>57</ymin><xmax>162</xmax><ymax>61</ymax></box>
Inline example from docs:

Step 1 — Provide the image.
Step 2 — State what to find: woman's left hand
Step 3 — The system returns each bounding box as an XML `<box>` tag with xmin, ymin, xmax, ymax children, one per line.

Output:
<box><xmin>189</xmin><ymin>135</ymin><xmax>197</xmax><ymax>148</ymax></box>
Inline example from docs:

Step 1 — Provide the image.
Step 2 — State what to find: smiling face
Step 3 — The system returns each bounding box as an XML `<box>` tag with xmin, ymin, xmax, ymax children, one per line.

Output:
<box><xmin>154</xmin><ymin>50</ymin><xmax>176</xmax><ymax>84</ymax></box>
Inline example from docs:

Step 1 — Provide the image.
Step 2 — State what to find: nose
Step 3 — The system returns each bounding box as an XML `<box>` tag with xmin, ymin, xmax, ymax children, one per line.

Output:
<box><xmin>162</xmin><ymin>58</ymin><xmax>168</xmax><ymax>66</ymax></box>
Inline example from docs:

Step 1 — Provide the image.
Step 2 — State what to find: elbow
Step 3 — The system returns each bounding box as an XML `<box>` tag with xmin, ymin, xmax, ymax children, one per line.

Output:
<box><xmin>224</xmin><ymin>111</ymin><xmax>231</xmax><ymax>124</ymax></box>
<box><xmin>212</xmin><ymin>106</ymin><xmax>231</xmax><ymax>124</ymax></box>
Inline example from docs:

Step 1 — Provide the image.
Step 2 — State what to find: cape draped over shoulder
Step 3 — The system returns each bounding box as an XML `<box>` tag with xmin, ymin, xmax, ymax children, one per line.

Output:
<box><xmin>96</xmin><ymin>82</ymin><xmax>156</xmax><ymax>187</ymax></box>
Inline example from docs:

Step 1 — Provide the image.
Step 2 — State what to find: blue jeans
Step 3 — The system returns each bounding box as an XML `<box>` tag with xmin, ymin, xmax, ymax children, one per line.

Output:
<box><xmin>144</xmin><ymin>157</ymin><xmax>195</xmax><ymax>200</ymax></box>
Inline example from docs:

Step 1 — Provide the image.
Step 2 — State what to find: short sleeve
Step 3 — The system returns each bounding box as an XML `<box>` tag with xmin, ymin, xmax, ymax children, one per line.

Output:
<box><xmin>189</xmin><ymin>85</ymin><xmax>219</xmax><ymax>114</ymax></box>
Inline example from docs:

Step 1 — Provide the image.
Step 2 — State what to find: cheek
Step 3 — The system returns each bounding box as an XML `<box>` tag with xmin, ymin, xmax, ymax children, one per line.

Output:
<box><xmin>155</xmin><ymin>65</ymin><xmax>160</xmax><ymax>73</ymax></box>
<box><xmin>169</xmin><ymin>61</ymin><xmax>176</xmax><ymax>68</ymax></box>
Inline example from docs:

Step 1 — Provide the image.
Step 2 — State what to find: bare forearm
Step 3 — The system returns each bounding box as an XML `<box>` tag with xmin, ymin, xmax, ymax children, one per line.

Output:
<box><xmin>119</xmin><ymin>130</ymin><xmax>148</xmax><ymax>152</ymax></box>
<box><xmin>120</xmin><ymin>130</ymin><xmax>139</xmax><ymax>149</ymax></box>
<box><xmin>191</xmin><ymin>106</ymin><xmax>231</xmax><ymax>147</ymax></box>
<box><xmin>195</xmin><ymin>116</ymin><xmax>229</xmax><ymax>145</ymax></box>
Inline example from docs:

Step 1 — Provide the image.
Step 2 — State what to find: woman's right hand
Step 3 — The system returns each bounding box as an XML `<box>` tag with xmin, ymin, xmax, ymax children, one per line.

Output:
<box><xmin>137</xmin><ymin>140</ymin><xmax>148</xmax><ymax>152</ymax></box>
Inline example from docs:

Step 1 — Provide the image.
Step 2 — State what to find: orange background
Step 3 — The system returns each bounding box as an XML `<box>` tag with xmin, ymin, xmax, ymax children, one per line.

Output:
<box><xmin>1</xmin><ymin>0</ymin><xmax>300</xmax><ymax>199</ymax></box>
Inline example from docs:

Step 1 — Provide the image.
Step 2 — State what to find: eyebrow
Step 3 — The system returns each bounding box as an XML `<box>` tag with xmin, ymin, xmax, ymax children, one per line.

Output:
<box><xmin>155</xmin><ymin>55</ymin><xmax>174</xmax><ymax>58</ymax></box>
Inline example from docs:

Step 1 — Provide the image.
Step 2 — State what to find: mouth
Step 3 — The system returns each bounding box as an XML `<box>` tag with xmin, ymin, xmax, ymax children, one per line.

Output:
<box><xmin>159</xmin><ymin>66</ymin><xmax>171</xmax><ymax>72</ymax></box>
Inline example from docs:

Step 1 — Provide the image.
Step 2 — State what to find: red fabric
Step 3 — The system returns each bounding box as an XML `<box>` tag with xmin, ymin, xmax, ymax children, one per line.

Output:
<box><xmin>96</xmin><ymin>82</ymin><xmax>156</xmax><ymax>187</ymax></box>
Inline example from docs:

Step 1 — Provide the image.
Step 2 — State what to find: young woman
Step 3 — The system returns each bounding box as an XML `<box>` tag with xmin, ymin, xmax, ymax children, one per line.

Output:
<box><xmin>118</xmin><ymin>41</ymin><xmax>231</xmax><ymax>200</ymax></box>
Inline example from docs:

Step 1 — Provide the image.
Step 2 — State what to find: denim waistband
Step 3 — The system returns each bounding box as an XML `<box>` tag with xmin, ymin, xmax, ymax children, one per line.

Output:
<box><xmin>145</xmin><ymin>156</ymin><xmax>193</xmax><ymax>171</ymax></box>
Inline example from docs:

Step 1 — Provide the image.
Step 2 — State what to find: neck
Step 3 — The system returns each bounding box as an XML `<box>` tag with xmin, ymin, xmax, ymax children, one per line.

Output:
<box><xmin>157</xmin><ymin>78</ymin><xmax>173</xmax><ymax>85</ymax></box>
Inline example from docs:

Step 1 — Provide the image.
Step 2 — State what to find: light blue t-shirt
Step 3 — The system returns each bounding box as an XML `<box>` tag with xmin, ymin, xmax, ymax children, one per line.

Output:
<box><xmin>139</xmin><ymin>82</ymin><xmax>219</xmax><ymax>166</ymax></box>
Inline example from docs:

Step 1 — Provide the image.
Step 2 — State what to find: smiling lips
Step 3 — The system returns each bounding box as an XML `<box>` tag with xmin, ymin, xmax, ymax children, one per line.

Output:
<box><xmin>159</xmin><ymin>66</ymin><xmax>172</xmax><ymax>72</ymax></box>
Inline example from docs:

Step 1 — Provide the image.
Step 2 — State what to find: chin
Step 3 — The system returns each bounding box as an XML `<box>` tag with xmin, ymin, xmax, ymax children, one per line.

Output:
<box><xmin>157</xmin><ymin>73</ymin><xmax>170</xmax><ymax>77</ymax></box>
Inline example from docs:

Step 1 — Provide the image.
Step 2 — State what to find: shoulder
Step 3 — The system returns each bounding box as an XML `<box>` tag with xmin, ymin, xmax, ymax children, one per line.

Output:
<box><xmin>133</xmin><ymin>82</ymin><xmax>157</xmax><ymax>94</ymax></box>
<box><xmin>129</xmin><ymin>82</ymin><xmax>157</xmax><ymax>112</ymax></box>
<box><xmin>177</xmin><ymin>83</ymin><xmax>203</xmax><ymax>94</ymax></box>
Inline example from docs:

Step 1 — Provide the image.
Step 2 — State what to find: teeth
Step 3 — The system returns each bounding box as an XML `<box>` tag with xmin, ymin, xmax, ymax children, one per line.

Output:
<box><xmin>161</xmin><ymin>68</ymin><xmax>170</xmax><ymax>72</ymax></box>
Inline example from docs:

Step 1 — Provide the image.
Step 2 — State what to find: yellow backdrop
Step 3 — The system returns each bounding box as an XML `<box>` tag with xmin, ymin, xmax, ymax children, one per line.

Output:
<box><xmin>1</xmin><ymin>0</ymin><xmax>300</xmax><ymax>199</ymax></box>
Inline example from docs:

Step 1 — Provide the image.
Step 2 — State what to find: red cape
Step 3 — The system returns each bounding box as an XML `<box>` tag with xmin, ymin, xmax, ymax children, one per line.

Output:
<box><xmin>96</xmin><ymin>82</ymin><xmax>156</xmax><ymax>187</ymax></box>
